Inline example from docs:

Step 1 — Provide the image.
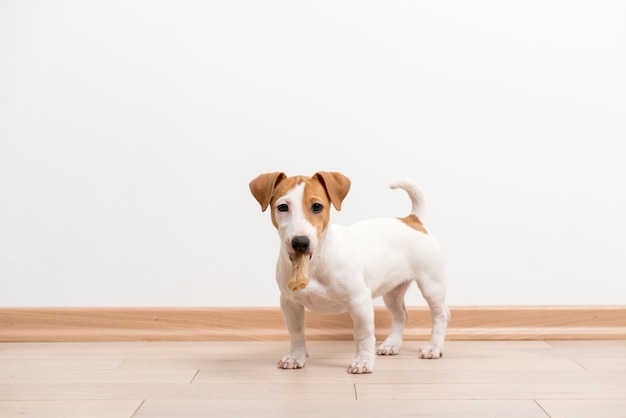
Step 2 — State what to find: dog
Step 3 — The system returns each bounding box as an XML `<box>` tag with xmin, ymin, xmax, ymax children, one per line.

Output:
<box><xmin>249</xmin><ymin>171</ymin><xmax>449</xmax><ymax>374</ymax></box>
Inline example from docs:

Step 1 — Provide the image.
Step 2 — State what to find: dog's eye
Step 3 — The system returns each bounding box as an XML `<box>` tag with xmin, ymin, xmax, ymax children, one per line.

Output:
<box><xmin>277</xmin><ymin>204</ymin><xmax>289</xmax><ymax>212</ymax></box>
<box><xmin>311</xmin><ymin>203</ymin><xmax>323</xmax><ymax>214</ymax></box>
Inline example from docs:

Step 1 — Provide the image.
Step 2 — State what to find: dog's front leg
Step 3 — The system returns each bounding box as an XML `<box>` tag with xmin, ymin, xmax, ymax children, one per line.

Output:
<box><xmin>278</xmin><ymin>297</ymin><xmax>308</xmax><ymax>369</ymax></box>
<box><xmin>347</xmin><ymin>295</ymin><xmax>376</xmax><ymax>374</ymax></box>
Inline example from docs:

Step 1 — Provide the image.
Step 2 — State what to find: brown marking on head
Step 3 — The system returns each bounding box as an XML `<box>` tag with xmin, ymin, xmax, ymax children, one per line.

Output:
<box><xmin>269</xmin><ymin>175</ymin><xmax>311</xmax><ymax>229</ymax></box>
<box><xmin>313</xmin><ymin>171</ymin><xmax>351</xmax><ymax>211</ymax></box>
<box><xmin>295</xmin><ymin>172</ymin><xmax>351</xmax><ymax>240</ymax></box>
<box><xmin>249</xmin><ymin>172</ymin><xmax>287</xmax><ymax>212</ymax></box>
<box><xmin>271</xmin><ymin>174</ymin><xmax>342</xmax><ymax>238</ymax></box>
<box><xmin>301</xmin><ymin>175</ymin><xmax>334</xmax><ymax>239</ymax></box>
<box><xmin>399</xmin><ymin>214</ymin><xmax>428</xmax><ymax>234</ymax></box>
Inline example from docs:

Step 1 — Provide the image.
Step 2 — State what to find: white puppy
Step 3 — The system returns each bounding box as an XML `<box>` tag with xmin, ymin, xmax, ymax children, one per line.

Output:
<box><xmin>249</xmin><ymin>172</ymin><xmax>449</xmax><ymax>374</ymax></box>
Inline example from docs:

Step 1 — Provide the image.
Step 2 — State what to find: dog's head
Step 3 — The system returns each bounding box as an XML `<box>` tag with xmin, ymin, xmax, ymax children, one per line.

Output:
<box><xmin>249</xmin><ymin>172</ymin><xmax>351</xmax><ymax>258</ymax></box>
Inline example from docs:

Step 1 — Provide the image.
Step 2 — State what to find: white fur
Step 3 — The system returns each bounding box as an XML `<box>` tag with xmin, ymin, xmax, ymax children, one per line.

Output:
<box><xmin>274</xmin><ymin>183</ymin><xmax>321</xmax><ymax>256</ymax></box>
<box><xmin>273</xmin><ymin>179</ymin><xmax>449</xmax><ymax>374</ymax></box>
<box><xmin>389</xmin><ymin>178</ymin><xmax>427</xmax><ymax>219</ymax></box>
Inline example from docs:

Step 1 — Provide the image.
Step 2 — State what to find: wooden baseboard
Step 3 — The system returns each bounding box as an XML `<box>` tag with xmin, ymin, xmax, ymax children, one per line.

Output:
<box><xmin>1</xmin><ymin>306</ymin><xmax>625</xmax><ymax>342</ymax></box>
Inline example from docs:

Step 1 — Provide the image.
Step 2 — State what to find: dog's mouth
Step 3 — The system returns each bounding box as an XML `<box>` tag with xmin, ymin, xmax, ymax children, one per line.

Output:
<box><xmin>288</xmin><ymin>253</ymin><xmax>313</xmax><ymax>262</ymax></box>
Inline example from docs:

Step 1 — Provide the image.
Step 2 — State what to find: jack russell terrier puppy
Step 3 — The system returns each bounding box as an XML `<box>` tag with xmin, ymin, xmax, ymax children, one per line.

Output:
<box><xmin>249</xmin><ymin>172</ymin><xmax>449</xmax><ymax>374</ymax></box>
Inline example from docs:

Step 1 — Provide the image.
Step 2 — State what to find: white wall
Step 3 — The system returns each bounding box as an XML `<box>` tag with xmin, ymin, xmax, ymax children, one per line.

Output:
<box><xmin>1</xmin><ymin>1</ymin><xmax>625</xmax><ymax>307</ymax></box>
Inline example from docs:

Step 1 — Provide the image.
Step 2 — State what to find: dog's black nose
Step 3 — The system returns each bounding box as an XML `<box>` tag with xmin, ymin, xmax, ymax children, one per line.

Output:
<box><xmin>291</xmin><ymin>236</ymin><xmax>310</xmax><ymax>254</ymax></box>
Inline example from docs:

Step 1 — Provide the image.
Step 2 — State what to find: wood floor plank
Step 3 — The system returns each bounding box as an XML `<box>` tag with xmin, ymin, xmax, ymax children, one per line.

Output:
<box><xmin>121</xmin><ymin>356</ymin><xmax>278</xmax><ymax>370</ymax></box>
<box><xmin>573</xmin><ymin>358</ymin><xmax>626</xmax><ymax>370</ymax></box>
<box><xmin>546</xmin><ymin>340</ymin><xmax>626</xmax><ymax>361</ymax></box>
<box><xmin>193</xmin><ymin>367</ymin><xmax>625</xmax><ymax>385</ymax></box>
<box><xmin>132</xmin><ymin>399</ymin><xmax>548</xmax><ymax>418</ymax></box>
<box><xmin>355</xmin><ymin>383</ymin><xmax>626</xmax><ymax>400</ymax></box>
<box><xmin>141</xmin><ymin>340</ymin><xmax>369</xmax><ymax>359</ymax></box>
<box><xmin>537</xmin><ymin>400</ymin><xmax>626</xmax><ymax>418</ymax></box>
<box><xmin>0</xmin><ymin>369</ymin><xmax>197</xmax><ymax>384</ymax></box>
<box><xmin>0</xmin><ymin>400</ymin><xmax>143</xmax><ymax>418</ymax></box>
<box><xmin>0</xmin><ymin>383</ymin><xmax>357</xmax><ymax>401</ymax></box>
<box><xmin>0</xmin><ymin>342</ymin><xmax>148</xmax><ymax>356</ymax></box>
<box><xmin>0</xmin><ymin>358</ymin><xmax>125</xmax><ymax>371</ymax></box>
<box><xmin>360</xmin><ymin>357</ymin><xmax>584</xmax><ymax>371</ymax></box>
<box><xmin>546</xmin><ymin>340</ymin><xmax>626</xmax><ymax>349</ymax></box>
<box><xmin>139</xmin><ymin>340</ymin><xmax>556</xmax><ymax>358</ymax></box>
<box><xmin>144</xmin><ymin>341</ymin><xmax>292</xmax><ymax>356</ymax></box>
<box><xmin>120</xmin><ymin>353</ymin><xmax>583</xmax><ymax>371</ymax></box>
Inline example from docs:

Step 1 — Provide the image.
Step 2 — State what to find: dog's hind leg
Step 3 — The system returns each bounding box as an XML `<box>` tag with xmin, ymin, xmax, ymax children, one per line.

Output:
<box><xmin>377</xmin><ymin>281</ymin><xmax>411</xmax><ymax>355</ymax></box>
<box><xmin>416</xmin><ymin>275</ymin><xmax>449</xmax><ymax>359</ymax></box>
<box><xmin>347</xmin><ymin>293</ymin><xmax>377</xmax><ymax>374</ymax></box>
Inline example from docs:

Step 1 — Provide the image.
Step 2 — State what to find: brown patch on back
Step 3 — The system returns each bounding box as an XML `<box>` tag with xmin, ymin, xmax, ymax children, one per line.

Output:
<box><xmin>399</xmin><ymin>214</ymin><xmax>428</xmax><ymax>234</ymax></box>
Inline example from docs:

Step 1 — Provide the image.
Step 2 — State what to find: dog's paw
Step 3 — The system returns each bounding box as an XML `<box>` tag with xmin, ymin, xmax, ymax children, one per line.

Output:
<box><xmin>347</xmin><ymin>356</ymin><xmax>375</xmax><ymax>374</ymax></box>
<box><xmin>420</xmin><ymin>343</ymin><xmax>443</xmax><ymax>359</ymax></box>
<box><xmin>277</xmin><ymin>352</ymin><xmax>308</xmax><ymax>369</ymax></box>
<box><xmin>377</xmin><ymin>339</ymin><xmax>402</xmax><ymax>356</ymax></box>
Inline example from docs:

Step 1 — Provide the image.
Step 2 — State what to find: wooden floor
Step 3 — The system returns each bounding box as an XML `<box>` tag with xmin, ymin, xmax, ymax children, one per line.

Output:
<box><xmin>1</xmin><ymin>340</ymin><xmax>625</xmax><ymax>417</ymax></box>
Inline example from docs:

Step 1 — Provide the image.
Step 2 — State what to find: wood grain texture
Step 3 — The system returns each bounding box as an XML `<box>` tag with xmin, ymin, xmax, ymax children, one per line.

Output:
<box><xmin>1</xmin><ymin>306</ymin><xmax>625</xmax><ymax>342</ymax></box>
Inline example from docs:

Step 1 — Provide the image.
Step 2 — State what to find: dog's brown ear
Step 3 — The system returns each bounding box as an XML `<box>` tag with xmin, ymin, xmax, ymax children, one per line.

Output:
<box><xmin>249</xmin><ymin>172</ymin><xmax>287</xmax><ymax>211</ymax></box>
<box><xmin>313</xmin><ymin>172</ymin><xmax>351</xmax><ymax>210</ymax></box>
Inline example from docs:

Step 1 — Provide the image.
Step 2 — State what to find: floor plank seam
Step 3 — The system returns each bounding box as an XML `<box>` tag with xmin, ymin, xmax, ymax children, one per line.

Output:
<box><xmin>116</xmin><ymin>357</ymin><xmax>130</xmax><ymax>370</ymax></box>
<box><xmin>130</xmin><ymin>399</ymin><xmax>146</xmax><ymax>418</ymax></box>
<box><xmin>189</xmin><ymin>369</ymin><xmax>200</xmax><ymax>384</ymax></box>
<box><xmin>533</xmin><ymin>399</ymin><xmax>551</xmax><ymax>418</ymax></box>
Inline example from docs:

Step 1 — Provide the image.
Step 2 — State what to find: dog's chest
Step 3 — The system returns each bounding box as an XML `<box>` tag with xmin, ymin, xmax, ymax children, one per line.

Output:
<box><xmin>279</xmin><ymin>260</ymin><xmax>354</xmax><ymax>315</ymax></box>
<box><xmin>288</xmin><ymin>283</ymin><xmax>348</xmax><ymax>314</ymax></box>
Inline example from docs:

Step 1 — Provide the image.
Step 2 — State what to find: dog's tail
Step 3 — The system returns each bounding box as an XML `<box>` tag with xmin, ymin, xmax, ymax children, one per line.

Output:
<box><xmin>389</xmin><ymin>179</ymin><xmax>427</xmax><ymax>219</ymax></box>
